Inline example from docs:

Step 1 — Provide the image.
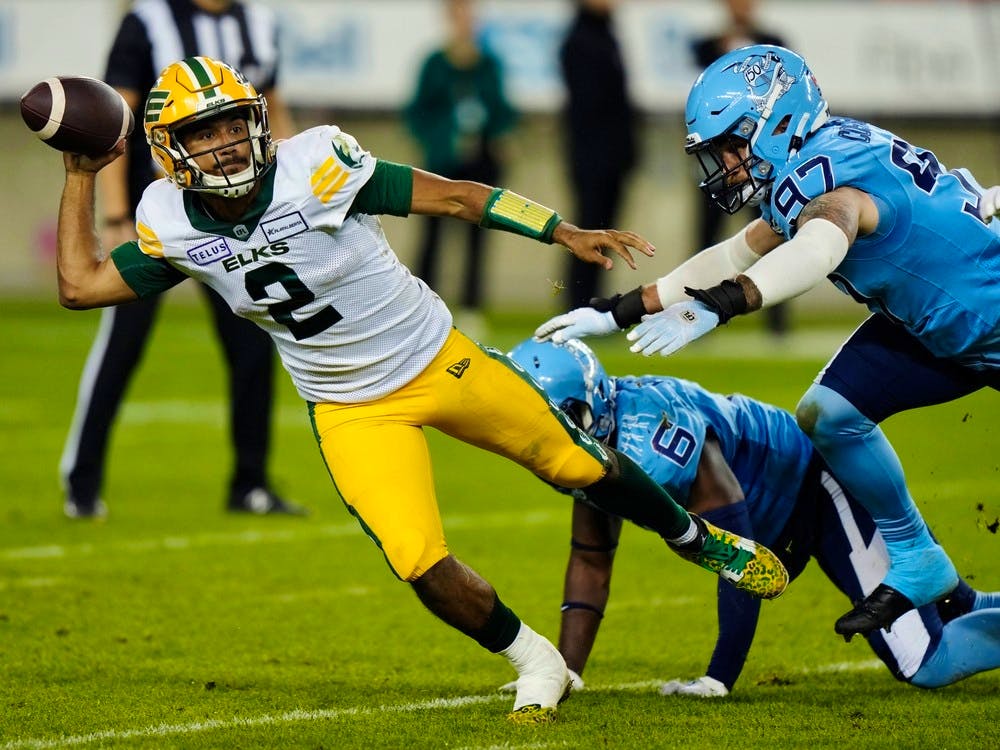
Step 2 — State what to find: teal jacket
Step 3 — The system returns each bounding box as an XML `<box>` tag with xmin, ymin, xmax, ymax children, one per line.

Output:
<box><xmin>404</xmin><ymin>47</ymin><xmax>518</xmax><ymax>175</ymax></box>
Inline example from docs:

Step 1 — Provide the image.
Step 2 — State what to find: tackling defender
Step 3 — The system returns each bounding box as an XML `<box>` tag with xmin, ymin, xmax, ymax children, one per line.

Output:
<box><xmin>51</xmin><ymin>56</ymin><xmax>789</xmax><ymax>723</ymax></box>
<box><xmin>536</xmin><ymin>44</ymin><xmax>1000</xmax><ymax>639</ymax></box>
<box><xmin>509</xmin><ymin>338</ymin><xmax>1000</xmax><ymax>695</ymax></box>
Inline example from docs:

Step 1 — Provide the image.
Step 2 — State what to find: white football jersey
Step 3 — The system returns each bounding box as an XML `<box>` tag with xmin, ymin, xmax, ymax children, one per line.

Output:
<box><xmin>133</xmin><ymin>125</ymin><xmax>453</xmax><ymax>403</ymax></box>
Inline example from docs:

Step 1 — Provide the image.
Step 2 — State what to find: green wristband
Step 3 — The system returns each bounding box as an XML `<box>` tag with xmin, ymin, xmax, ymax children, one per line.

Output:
<box><xmin>479</xmin><ymin>188</ymin><xmax>562</xmax><ymax>243</ymax></box>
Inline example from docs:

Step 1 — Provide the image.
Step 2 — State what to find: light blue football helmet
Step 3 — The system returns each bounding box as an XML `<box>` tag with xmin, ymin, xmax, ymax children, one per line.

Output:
<box><xmin>508</xmin><ymin>338</ymin><xmax>615</xmax><ymax>440</ymax></box>
<box><xmin>685</xmin><ymin>45</ymin><xmax>829</xmax><ymax>213</ymax></box>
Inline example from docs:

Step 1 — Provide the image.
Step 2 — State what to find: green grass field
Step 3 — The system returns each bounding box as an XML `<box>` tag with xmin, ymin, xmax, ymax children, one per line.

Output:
<box><xmin>2</xmin><ymin>298</ymin><xmax>999</xmax><ymax>749</ymax></box>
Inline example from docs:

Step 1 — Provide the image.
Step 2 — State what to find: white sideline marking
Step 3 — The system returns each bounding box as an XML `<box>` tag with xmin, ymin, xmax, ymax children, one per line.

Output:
<box><xmin>0</xmin><ymin>511</ymin><xmax>562</xmax><ymax>561</ymax></box>
<box><xmin>0</xmin><ymin>695</ymin><xmax>501</xmax><ymax>750</ymax></box>
<box><xmin>45</xmin><ymin>330</ymin><xmax>851</xmax><ymax>430</ymax></box>
<box><xmin>803</xmin><ymin>658</ymin><xmax>883</xmax><ymax>673</ymax></box>
<box><xmin>0</xmin><ymin>577</ymin><xmax>62</xmax><ymax>590</ymax></box>
<box><xmin>0</xmin><ymin>667</ymin><xmax>882</xmax><ymax>750</ymax></box>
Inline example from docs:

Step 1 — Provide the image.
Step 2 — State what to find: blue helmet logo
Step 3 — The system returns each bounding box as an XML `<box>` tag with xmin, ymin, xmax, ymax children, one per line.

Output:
<box><xmin>508</xmin><ymin>338</ymin><xmax>615</xmax><ymax>440</ymax></box>
<box><xmin>685</xmin><ymin>45</ymin><xmax>828</xmax><ymax>213</ymax></box>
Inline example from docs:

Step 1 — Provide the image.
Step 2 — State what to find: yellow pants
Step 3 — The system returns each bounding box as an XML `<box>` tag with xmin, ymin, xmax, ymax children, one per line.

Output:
<box><xmin>309</xmin><ymin>328</ymin><xmax>608</xmax><ymax>581</ymax></box>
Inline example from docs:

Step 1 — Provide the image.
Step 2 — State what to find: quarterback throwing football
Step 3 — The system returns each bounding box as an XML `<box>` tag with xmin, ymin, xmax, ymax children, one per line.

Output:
<box><xmin>52</xmin><ymin>57</ymin><xmax>789</xmax><ymax>723</ymax></box>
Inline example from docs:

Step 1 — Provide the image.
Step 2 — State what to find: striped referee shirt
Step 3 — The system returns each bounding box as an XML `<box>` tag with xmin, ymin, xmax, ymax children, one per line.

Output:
<box><xmin>104</xmin><ymin>0</ymin><xmax>281</xmax><ymax>209</ymax></box>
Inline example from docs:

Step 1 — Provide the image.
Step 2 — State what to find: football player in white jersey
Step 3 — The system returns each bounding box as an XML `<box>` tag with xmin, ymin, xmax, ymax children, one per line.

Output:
<box><xmin>51</xmin><ymin>56</ymin><xmax>789</xmax><ymax>723</ymax></box>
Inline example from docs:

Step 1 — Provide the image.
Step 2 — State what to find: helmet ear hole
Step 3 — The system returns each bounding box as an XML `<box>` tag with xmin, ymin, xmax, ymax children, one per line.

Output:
<box><xmin>771</xmin><ymin>114</ymin><xmax>792</xmax><ymax>137</ymax></box>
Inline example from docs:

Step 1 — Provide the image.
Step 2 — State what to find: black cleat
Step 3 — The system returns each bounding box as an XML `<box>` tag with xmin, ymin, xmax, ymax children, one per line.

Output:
<box><xmin>835</xmin><ymin>584</ymin><xmax>915</xmax><ymax>642</ymax></box>
<box><xmin>227</xmin><ymin>487</ymin><xmax>308</xmax><ymax>516</ymax></box>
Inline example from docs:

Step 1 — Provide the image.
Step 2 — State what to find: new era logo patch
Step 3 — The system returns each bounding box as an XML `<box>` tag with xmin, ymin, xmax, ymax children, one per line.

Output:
<box><xmin>446</xmin><ymin>358</ymin><xmax>470</xmax><ymax>378</ymax></box>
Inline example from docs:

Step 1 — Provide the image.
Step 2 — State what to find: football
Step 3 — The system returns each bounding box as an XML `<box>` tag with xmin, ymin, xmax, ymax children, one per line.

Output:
<box><xmin>20</xmin><ymin>76</ymin><xmax>134</xmax><ymax>156</ymax></box>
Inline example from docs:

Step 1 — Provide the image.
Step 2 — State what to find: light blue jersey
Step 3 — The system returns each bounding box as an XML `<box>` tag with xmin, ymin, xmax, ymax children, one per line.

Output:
<box><xmin>611</xmin><ymin>376</ymin><xmax>812</xmax><ymax>548</ymax></box>
<box><xmin>761</xmin><ymin>117</ymin><xmax>1000</xmax><ymax>365</ymax></box>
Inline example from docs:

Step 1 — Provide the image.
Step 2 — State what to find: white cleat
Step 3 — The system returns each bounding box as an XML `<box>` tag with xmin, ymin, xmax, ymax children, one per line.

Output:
<box><xmin>660</xmin><ymin>675</ymin><xmax>729</xmax><ymax>698</ymax></box>
<box><xmin>500</xmin><ymin>667</ymin><xmax>583</xmax><ymax>695</ymax></box>
<box><xmin>502</xmin><ymin>626</ymin><xmax>571</xmax><ymax>724</ymax></box>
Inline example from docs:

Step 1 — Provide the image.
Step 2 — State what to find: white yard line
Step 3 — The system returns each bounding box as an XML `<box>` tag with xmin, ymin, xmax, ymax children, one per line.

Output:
<box><xmin>0</xmin><ymin>695</ymin><xmax>498</xmax><ymax>750</ymax></box>
<box><xmin>803</xmin><ymin>658</ymin><xmax>883</xmax><ymax>673</ymax></box>
<box><xmin>1</xmin><ymin>668</ymin><xmax>883</xmax><ymax>750</ymax></box>
<box><xmin>0</xmin><ymin>510</ymin><xmax>562</xmax><ymax>561</ymax></box>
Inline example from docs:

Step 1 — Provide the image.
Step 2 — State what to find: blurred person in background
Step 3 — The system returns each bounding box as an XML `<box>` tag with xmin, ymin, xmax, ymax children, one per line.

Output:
<box><xmin>535</xmin><ymin>44</ymin><xmax>1000</xmax><ymax>642</ymax></box>
<box><xmin>61</xmin><ymin>0</ymin><xmax>303</xmax><ymax>519</ymax></box>
<box><xmin>509</xmin><ymin>337</ymin><xmax>1000</xmax><ymax>697</ymax></box>
<box><xmin>559</xmin><ymin>0</ymin><xmax>638</xmax><ymax>311</ymax></box>
<box><xmin>404</xmin><ymin>0</ymin><xmax>519</xmax><ymax>338</ymax></box>
<box><xmin>691</xmin><ymin>0</ymin><xmax>789</xmax><ymax>336</ymax></box>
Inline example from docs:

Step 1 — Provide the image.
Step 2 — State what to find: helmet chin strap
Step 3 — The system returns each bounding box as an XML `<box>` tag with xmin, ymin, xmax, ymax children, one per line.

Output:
<box><xmin>200</xmin><ymin>163</ymin><xmax>258</xmax><ymax>197</ymax></box>
<box><xmin>789</xmin><ymin>109</ymin><xmax>830</xmax><ymax>158</ymax></box>
<box><xmin>590</xmin><ymin>377</ymin><xmax>616</xmax><ymax>442</ymax></box>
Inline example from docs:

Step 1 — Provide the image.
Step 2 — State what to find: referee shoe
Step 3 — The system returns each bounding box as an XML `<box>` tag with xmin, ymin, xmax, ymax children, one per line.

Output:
<box><xmin>227</xmin><ymin>487</ymin><xmax>307</xmax><ymax>516</ymax></box>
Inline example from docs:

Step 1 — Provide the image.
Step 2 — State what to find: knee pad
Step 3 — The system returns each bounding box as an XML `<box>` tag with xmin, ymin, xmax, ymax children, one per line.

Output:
<box><xmin>381</xmin><ymin>527</ymin><xmax>448</xmax><ymax>583</ymax></box>
<box><xmin>796</xmin><ymin>383</ymin><xmax>876</xmax><ymax>448</ymax></box>
<box><xmin>543</xmin><ymin>443</ymin><xmax>609</xmax><ymax>489</ymax></box>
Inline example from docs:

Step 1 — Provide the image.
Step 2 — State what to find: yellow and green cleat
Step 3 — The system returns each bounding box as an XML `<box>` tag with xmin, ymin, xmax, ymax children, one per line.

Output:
<box><xmin>507</xmin><ymin>704</ymin><xmax>559</xmax><ymax>725</ymax></box>
<box><xmin>673</xmin><ymin>514</ymin><xmax>788</xmax><ymax>599</ymax></box>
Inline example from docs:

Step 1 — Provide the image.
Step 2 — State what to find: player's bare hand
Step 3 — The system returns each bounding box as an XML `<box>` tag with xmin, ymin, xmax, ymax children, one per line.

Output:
<box><xmin>553</xmin><ymin>223</ymin><xmax>655</xmax><ymax>270</ymax></box>
<box><xmin>63</xmin><ymin>137</ymin><xmax>126</xmax><ymax>175</ymax></box>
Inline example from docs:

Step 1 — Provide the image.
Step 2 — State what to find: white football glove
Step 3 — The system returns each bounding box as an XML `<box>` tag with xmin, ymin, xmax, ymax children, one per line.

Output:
<box><xmin>980</xmin><ymin>185</ymin><xmax>1000</xmax><ymax>223</ymax></box>
<box><xmin>659</xmin><ymin>675</ymin><xmax>729</xmax><ymax>698</ymax></box>
<box><xmin>534</xmin><ymin>308</ymin><xmax>620</xmax><ymax>344</ymax></box>
<box><xmin>499</xmin><ymin>668</ymin><xmax>585</xmax><ymax>693</ymax></box>
<box><xmin>626</xmin><ymin>301</ymin><xmax>720</xmax><ymax>356</ymax></box>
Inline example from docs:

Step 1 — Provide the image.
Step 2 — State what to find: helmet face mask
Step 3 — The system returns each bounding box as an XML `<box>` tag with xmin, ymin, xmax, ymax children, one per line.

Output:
<box><xmin>687</xmin><ymin>130</ymin><xmax>770</xmax><ymax>214</ymax></box>
<box><xmin>507</xmin><ymin>338</ymin><xmax>615</xmax><ymax>441</ymax></box>
<box><xmin>144</xmin><ymin>56</ymin><xmax>274</xmax><ymax>198</ymax></box>
<box><xmin>560</xmin><ymin>397</ymin><xmax>597</xmax><ymax>435</ymax></box>
<box><xmin>685</xmin><ymin>45</ymin><xmax>828</xmax><ymax>214</ymax></box>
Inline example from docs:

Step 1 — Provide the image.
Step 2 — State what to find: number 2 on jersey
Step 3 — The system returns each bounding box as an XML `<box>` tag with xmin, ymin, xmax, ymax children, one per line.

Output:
<box><xmin>244</xmin><ymin>263</ymin><xmax>342</xmax><ymax>340</ymax></box>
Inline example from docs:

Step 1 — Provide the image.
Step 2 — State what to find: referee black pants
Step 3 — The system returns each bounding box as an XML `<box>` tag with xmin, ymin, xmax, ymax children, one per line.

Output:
<box><xmin>60</xmin><ymin>283</ymin><xmax>275</xmax><ymax>505</ymax></box>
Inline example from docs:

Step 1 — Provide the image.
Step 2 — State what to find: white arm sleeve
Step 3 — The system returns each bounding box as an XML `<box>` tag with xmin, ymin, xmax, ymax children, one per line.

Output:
<box><xmin>742</xmin><ymin>219</ymin><xmax>850</xmax><ymax>307</ymax></box>
<box><xmin>655</xmin><ymin>226</ymin><xmax>761</xmax><ymax>308</ymax></box>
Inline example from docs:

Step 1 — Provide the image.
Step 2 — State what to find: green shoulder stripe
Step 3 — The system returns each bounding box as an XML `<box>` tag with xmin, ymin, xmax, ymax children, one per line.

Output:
<box><xmin>349</xmin><ymin>160</ymin><xmax>413</xmax><ymax>217</ymax></box>
<box><xmin>111</xmin><ymin>241</ymin><xmax>187</xmax><ymax>297</ymax></box>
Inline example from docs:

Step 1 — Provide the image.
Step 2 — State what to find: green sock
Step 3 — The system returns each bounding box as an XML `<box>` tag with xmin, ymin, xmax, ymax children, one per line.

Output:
<box><xmin>583</xmin><ymin>448</ymin><xmax>692</xmax><ymax>540</ymax></box>
<box><xmin>474</xmin><ymin>593</ymin><xmax>522</xmax><ymax>653</ymax></box>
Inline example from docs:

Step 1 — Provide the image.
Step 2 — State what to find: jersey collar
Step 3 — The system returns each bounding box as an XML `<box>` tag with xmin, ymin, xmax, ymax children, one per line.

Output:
<box><xmin>183</xmin><ymin>163</ymin><xmax>276</xmax><ymax>241</ymax></box>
